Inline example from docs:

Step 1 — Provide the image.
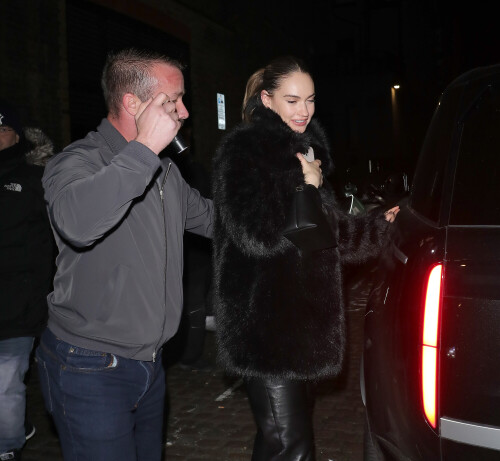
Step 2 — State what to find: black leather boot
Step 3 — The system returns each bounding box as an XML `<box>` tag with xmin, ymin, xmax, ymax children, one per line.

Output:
<box><xmin>245</xmin><ymin>377</ymin><xmax>316</xmax><ymax>461</ymax></box>
<box><xmin>179</xmin><ymin>304</ymin><xmax>206</xmax><ymax>365</ymax></box>
<box><xmin>0</xmin><ymin>449</ymin><xmax>22</xmax><ymax>460</ymax></box>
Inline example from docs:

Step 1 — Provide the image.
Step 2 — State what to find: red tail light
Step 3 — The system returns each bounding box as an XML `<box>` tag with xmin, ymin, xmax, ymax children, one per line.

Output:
<box><xmin>422</xmin><ymin>264</ymin><xmax>443</xmax><ymax>429</ymax></box>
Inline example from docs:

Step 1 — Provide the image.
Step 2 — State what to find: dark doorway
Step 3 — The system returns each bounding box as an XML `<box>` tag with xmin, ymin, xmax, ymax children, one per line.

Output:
<box><xmin>66</xmin><ymin>0</ymin><xmax>190</xmax><ymax>141</ymax></box>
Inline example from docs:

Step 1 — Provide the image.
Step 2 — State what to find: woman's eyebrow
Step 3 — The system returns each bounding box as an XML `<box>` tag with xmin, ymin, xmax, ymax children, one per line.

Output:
<box><xmin>282</xmin><ymin>93</ymin><xmax>316</xmax><ymax>98</ymax></box>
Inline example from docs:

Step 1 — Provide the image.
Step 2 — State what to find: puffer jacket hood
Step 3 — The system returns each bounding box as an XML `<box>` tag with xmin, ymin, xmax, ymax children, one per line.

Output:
<box><xmin>24</xmin><ymin>127</ymin><xmax>55</xmax><ymax>166</ymax></box>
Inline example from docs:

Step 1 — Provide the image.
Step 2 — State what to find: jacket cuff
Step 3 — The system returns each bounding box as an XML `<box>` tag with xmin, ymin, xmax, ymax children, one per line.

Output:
<box><xmin>123</xmin><ymin>141</ymin><xmax>162</xmax><ymax>170</ymax></box>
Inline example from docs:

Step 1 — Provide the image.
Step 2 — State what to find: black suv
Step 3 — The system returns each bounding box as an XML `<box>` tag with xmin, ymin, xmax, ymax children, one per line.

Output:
<box><xmin>362</xmin><ymin>63</ymin><xmax>500</xmax><ymax>460</ymax></box>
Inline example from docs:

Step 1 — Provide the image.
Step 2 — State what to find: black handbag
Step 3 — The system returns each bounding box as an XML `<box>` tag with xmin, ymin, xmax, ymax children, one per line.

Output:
<box><xmin>282</xmin><ymin>184</ymin><xmax>337</xmax><ymax>252</ymax></box>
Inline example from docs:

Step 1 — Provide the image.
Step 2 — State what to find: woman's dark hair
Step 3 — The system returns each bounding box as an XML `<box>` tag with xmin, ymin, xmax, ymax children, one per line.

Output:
<box><xmin>242</xmin><ymin>56</ymin><xmax>311</xmax><ymax>122</ymax></box>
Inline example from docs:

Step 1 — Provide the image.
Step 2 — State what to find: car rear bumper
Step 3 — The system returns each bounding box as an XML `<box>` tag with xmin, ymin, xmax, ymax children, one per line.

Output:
<box><xmin>441</xmin><ymin>417</ymin><xmax>500</xmax><ymax>451</ymax></box>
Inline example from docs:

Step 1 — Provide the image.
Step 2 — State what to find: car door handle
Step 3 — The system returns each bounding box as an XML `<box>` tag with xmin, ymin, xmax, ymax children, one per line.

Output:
<box><xmin>393</xmin><ymin>244</ymin><xmax>408</xmax><ymax>264</ymax></box>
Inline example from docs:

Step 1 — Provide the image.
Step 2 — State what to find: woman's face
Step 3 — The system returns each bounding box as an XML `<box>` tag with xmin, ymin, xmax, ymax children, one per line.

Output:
<box><xmin>261</xmin><ymin>71</ymin><xmax>315</xmax><ymax>133</ymax></box>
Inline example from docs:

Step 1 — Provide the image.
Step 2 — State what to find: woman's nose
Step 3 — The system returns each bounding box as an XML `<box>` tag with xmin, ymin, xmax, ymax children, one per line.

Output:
<box><xmin>298</xmin><ymin>102</ymin><xmax>309</xmax><ymax>117</ymax></box>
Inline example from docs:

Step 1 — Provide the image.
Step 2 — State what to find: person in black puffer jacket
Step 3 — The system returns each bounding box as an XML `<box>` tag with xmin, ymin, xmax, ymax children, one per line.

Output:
<box><xmin>0</xmin><ymin>99</ymin><xmax>54</xmax><ymax>461</ymax></box>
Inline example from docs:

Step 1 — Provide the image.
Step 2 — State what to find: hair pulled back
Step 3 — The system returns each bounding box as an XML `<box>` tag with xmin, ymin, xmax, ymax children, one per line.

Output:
<box><xmin>101</xmin><ymin>48</ymin><xmax>185</xmax><ymax>117</ymax></box>
<box><xmin>242</xmin><ymin>56</ymin><xmax>311</xmax><ymax>122</ymax></box>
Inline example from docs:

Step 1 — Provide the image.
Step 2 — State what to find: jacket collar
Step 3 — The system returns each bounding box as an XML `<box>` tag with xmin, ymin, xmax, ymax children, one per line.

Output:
<box><xmin>249</xmin><ymin>106</ymin><xmax>334</xmax><ymax>176</ymax></box>
<box><xmin>95</xmin><ymin>118</ymin><xmax>169</xmax><ymax>182</ymax></box>
<box><xmin>96</xmin><ymin>118</ymin><xmax>128</xmax><ymax>160</ymax></box>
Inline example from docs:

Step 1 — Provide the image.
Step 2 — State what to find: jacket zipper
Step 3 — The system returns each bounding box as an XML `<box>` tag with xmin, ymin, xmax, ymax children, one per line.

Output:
<box><xmin>152</xmin><ymin>162</ymin><xmax>171</xmax><ymax>362</ymax></box>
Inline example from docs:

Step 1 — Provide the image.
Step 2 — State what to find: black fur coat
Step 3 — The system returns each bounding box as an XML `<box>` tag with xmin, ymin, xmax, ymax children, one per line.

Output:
<box><xmin>212</xmin><ymin>106</ymin><xmax>391</xmax><ymax>381</ymax></box>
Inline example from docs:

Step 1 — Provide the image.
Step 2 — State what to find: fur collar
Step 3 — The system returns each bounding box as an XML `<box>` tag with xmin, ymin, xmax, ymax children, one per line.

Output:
<box><xmin>247</xmin><ymin>106</ymin><xmax>334</xmax><ymax>176</ymax></box>
<box><xmin>24</xmin><ymin>127</ymin><xmax>54</xmax><ymax>166</ymax></box>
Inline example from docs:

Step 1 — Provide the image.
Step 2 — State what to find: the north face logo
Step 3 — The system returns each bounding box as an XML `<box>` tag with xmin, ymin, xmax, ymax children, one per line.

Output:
<box><xmin>3</xmin><ymin>183</ymin><xmax>22</xmax><ymax>192</ymax></box>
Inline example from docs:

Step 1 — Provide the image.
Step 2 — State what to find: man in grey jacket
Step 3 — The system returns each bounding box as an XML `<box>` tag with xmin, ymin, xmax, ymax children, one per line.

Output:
<box><xmin>36</xmin><ymin>48</ymin><xmax>213</xmax><ymax>461</ymax></box>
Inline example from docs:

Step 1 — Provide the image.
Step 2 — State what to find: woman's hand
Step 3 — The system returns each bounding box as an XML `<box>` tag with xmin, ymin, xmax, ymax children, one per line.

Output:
<box><xmin>296</xmin><ymin>153</ymin><xmax>323</xmax><ymax>188</ymax></box>
<box><xmin>384</xmin><ymin>206</ymin><xmax>400</xmax><ymax>223</ymax></box>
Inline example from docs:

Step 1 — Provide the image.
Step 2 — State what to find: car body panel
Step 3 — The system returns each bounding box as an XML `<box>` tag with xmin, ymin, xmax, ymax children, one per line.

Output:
<box><xmin>363</xmin><ymin>62</ymin><xmax>500</xmax><ymax>460</ymax></box>
<box><xmin>365</xmin><ymin>204</ymin><xmax>444</xmax><ymax>460</ymax></box>
<box><xmin>440</xmin><ymin>227</ymin><xmax>500</xmax><ymax>450</ymax></box>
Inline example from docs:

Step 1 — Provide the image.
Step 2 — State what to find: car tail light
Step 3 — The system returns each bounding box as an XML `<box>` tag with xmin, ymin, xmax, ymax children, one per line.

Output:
<box><xmin>422</xmin><ymin>264</ymin><xmax>443</xmax><ymax>429</ymax></box>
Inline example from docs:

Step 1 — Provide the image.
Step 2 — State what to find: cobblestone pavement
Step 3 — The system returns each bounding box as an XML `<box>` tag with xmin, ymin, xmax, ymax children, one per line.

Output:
<box><xmin>22</xmin><ymin>278</ymin><xmax>370</xmax><ymax>461</ymax></box>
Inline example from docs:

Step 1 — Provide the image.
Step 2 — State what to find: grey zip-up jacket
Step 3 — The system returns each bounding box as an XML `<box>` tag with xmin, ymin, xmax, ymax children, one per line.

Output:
<box><xmin>42</xmin><ymin>118</ymin><xmax>213</xmax><ymax>361</ymax></box>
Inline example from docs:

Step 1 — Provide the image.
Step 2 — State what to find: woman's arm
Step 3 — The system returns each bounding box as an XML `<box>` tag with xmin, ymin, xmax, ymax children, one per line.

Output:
<box><xmin>213</xmin><ymin>137</ymin><xmax>304</xmax><ymax>258</ymax></box>
<box><xmin>336</xmin><ymin>208</ymin><xmax>397</xmax><ymax>266</ymax></box>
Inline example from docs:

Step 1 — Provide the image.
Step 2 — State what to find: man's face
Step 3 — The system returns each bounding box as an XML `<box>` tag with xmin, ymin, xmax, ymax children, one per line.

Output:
<box><xmin>151</xmin><ymin>63</ymin><xmax>189</xmax><ymax>121</ymax></box>
<box><xmin>0</xmin><ymin>126</ymin><xmax>19</xmax><ymax>151</ymax></box>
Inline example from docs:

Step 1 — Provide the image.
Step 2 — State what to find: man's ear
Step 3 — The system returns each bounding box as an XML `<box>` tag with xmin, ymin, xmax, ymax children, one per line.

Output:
<box><xmin>260</xmin><ymin>90</ymin><xmax>272</xmax><ymax>109</ymax></box>
<box><xmin>123</xmin><ymin>93</ymin><xmax>140</xmax><ymax>116</ymax></box>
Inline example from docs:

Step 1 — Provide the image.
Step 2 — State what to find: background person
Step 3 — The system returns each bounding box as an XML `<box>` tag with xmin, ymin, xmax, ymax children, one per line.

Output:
<box><xmin>35</xmin><ymin>48</ymin><xmax>213</xmax><ymax>461</ymax></box>
<box><xmin>212</xmin><ymin>56</ymin><xmax>398</xmax><ymax>460</ymax></box>
<box><xmin>0</xmin><ymin>99</ymin><xmax>54</xmax><ymax>461</ymax></box>
<box><xmin>163</xmin><ymin>126</ymin><xmax>214</xmax><ymax>371</ymax></box>
<box><xmin>177</xmin><ymin>154</ymin><xmax>213</xmax><ymax>370</ymax></box>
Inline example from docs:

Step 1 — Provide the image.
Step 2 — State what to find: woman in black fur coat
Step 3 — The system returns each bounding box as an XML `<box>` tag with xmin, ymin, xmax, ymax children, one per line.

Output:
<box><xmin>212</xmin><ymin>56</ymin><xmax>398</xmax><ymax>460</ymax></box>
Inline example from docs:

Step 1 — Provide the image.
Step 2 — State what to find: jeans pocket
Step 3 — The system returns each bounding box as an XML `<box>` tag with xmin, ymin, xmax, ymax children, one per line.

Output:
<box><xmin>35</xmin><ymin>349</ymin><xmax>54</xmax><ymax>414</ymax></box>
<box><xmin>62</xmin><ymin>345</ymin><xmax>118</xmax><ymax>373</ymax></box>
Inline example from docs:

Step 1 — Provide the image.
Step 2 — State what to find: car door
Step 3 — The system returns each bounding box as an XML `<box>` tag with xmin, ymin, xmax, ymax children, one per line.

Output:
<box><xmin>364</xmin><ymin>81</ymin><xmax>463</xmax><ymax>460</ymax></box>
<box><xmin>439</xmin><ymin>78</ymin><xmax>500</xmax><ymax>461</ymax></box>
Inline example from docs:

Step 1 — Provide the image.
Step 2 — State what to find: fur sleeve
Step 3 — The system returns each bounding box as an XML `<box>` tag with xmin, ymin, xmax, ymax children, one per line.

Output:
<box><xmin>336</xmin><ymin>208</ymin><xmax>394</xmax><ymax>266</ymax></box>
<box><xmin>213</xmin><ymin>127</ymin><xmax>304</xmax><ymax>258</ymax></box>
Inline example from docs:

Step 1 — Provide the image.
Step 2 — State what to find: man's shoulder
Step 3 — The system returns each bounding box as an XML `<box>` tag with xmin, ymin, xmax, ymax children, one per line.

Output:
<box><xmin>45</xmin><ymin>129</ymin><xmax>106</xmax><ymax>170</ymax></box>
<box><xmin>64</xmin><ymin>129</ymin><xmax>104</xmax><ymax>154</ymax></box>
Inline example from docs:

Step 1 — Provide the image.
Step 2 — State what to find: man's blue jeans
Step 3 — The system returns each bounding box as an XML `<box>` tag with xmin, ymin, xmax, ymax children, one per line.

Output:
<box><xmin>35</xmin><ymin>328</ymin><xmax>165</xmax><ymax>461</ymax></box>
<box><xmin>0</xmin><ymin>336</ymin><xmax>34</xmax><ymax>453</ymax></box>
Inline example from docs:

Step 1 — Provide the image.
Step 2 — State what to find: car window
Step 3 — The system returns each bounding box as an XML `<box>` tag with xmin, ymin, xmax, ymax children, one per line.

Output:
<box><xmin>450</xmin><ymin>84</ymin><xmax>500</xmax><ymax>225</ymax></box>
<box><xmin>410</xmin><ymin>86</ymin><xmax>462</xmax><ymax>223</ymax></box>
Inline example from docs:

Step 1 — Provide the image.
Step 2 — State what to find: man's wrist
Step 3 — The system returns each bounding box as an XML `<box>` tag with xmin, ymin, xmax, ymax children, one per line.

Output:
<box><xmin>126</xmin><ymin>141</ymin><xmax>162</xmax><ymax>167</ymax></box>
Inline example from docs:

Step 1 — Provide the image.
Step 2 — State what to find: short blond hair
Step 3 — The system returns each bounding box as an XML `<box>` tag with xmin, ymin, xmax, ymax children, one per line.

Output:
<box><xmin>101</xmin><ymin>48</ymin><xmax>185</xmax><ymax>117</ymax></box>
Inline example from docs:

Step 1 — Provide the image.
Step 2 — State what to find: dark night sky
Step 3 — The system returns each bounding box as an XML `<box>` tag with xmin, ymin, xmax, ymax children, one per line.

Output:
<box><xmin>185</xmin><ymin>0</ymin><xmax>500</xmax><ymax>177</ymax></box>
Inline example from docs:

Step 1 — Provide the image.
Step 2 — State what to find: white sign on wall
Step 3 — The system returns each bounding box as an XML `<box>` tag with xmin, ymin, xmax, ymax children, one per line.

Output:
<box><xmin>217</xmin><ymin>93</ymin><xmax>226</xmax><ymax>130</ymax></box>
